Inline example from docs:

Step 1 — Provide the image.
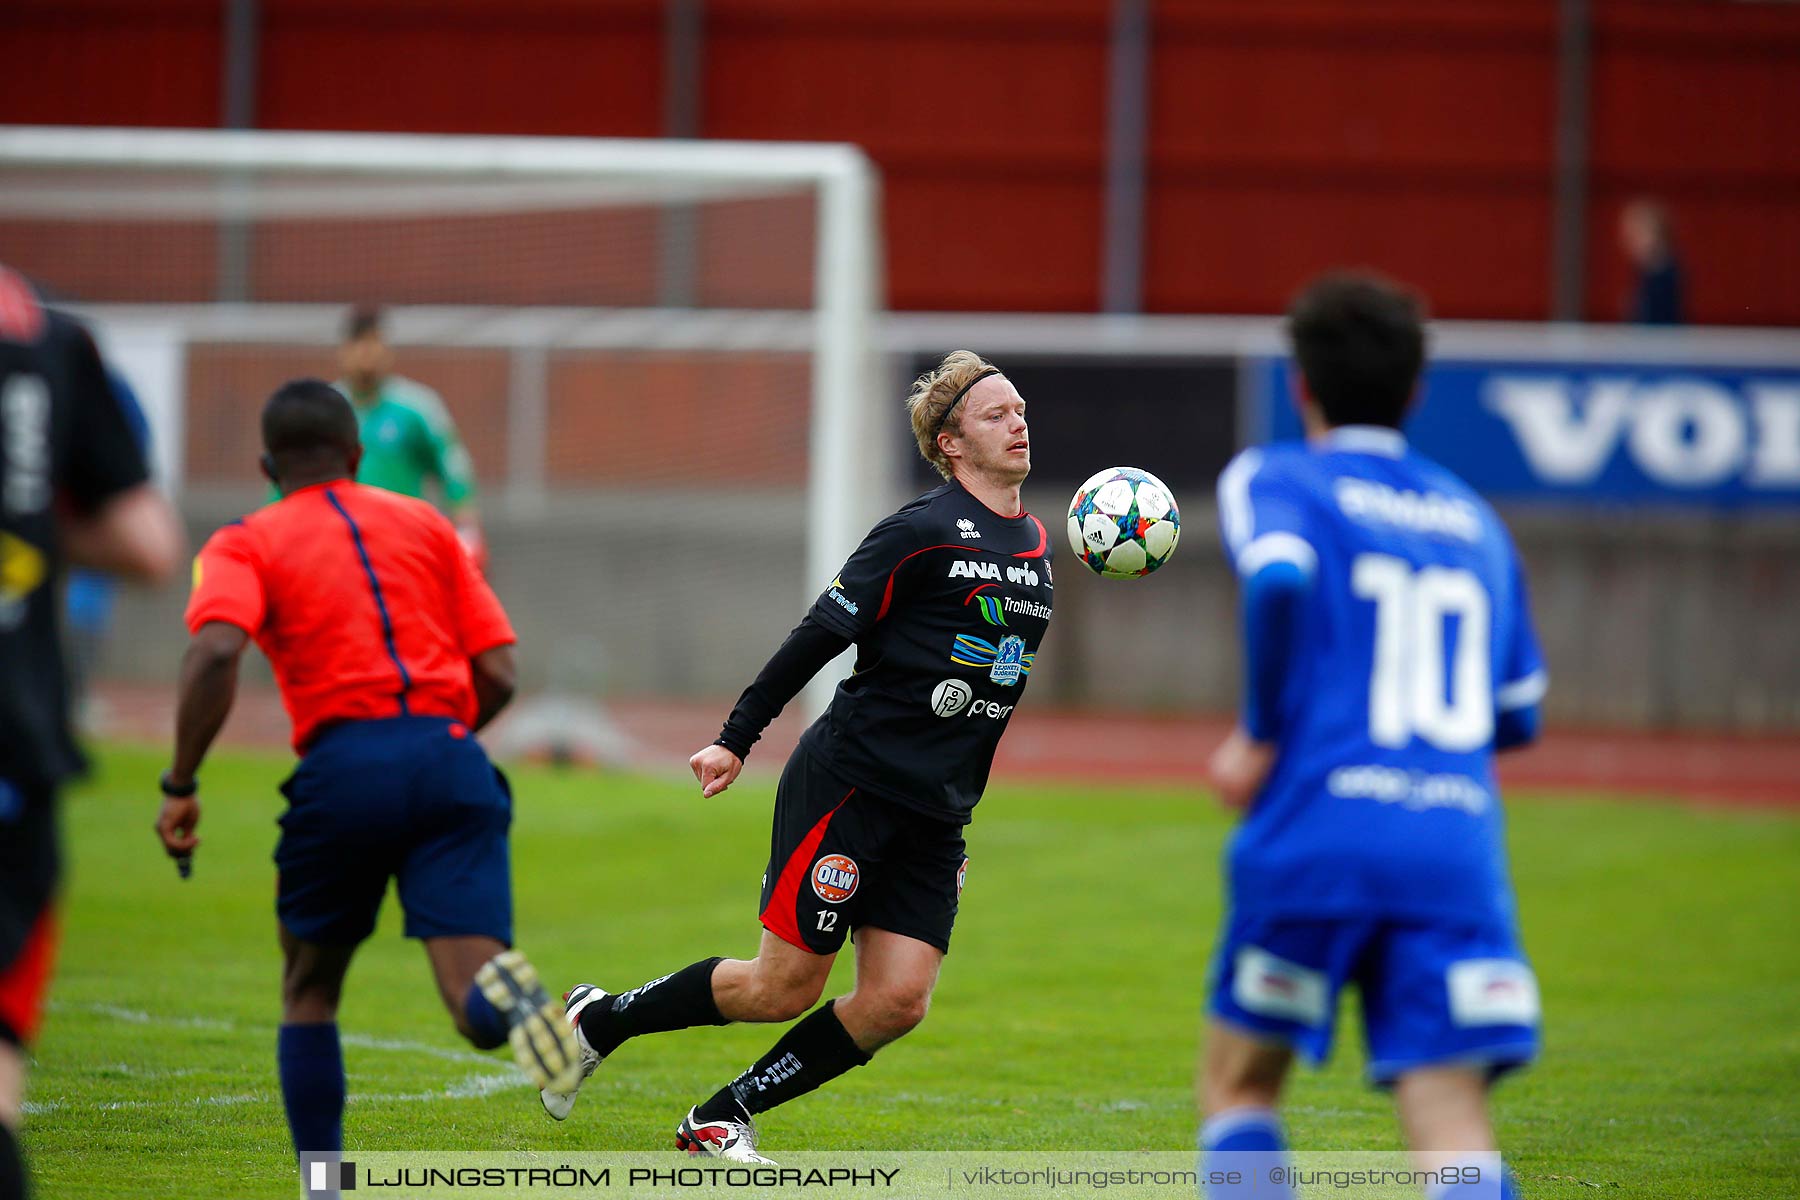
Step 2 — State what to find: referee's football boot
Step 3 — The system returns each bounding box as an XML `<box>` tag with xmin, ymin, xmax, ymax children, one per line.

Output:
<box><xmin>474</xmin><ymin>950</ymin><xmax>585</xmax><ymax>1095</ymax></box>
<box><xmin>538</xmin><ymin>982</ymin><xmax>610</xmax><ymax>1120</ymax></box>
<box><xmin>675</xmin><ymin>1101</ymin><xmax>776</xmax><ymax>1164</ymax></box>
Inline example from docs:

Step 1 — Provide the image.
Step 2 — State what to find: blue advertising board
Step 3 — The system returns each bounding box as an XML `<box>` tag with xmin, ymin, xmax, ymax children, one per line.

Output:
<box><xmin>1250</xmin><ymin>357</ymin><xmax>1800</xmax><ymax>507</ymax></box>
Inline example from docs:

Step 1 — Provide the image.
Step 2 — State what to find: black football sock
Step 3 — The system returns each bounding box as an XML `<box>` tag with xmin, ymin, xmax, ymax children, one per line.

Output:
<box><xmin>0</xmin><ymin>1120</ymin><xmax>28</xmax><ymax>1200</ymax></box>
<box><xmin>696</xmin><ymin>999</ymin><xmax>872</xmax><ymax>1121</ymax></box>
<box><xmin>579</xmin><ymin>957</ymin><xmax>727</xmax><ymax>1058</ymax></box>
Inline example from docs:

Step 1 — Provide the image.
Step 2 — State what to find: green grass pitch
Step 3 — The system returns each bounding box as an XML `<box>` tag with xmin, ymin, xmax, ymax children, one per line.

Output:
<box><xmin>22</xmin><ymin>745</ymin><xmax>1800</xmax><ymax>1198</ymax></box>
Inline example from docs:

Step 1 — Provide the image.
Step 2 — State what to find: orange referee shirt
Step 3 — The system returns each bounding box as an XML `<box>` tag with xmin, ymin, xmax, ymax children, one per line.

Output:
<box><xmin>185</xmin><ymin>481</ymin><xmax>514</xmax><ymax>752</ymax></box>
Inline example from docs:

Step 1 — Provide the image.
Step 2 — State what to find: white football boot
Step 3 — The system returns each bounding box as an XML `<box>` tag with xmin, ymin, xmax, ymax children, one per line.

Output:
<box><xmin>675</xmin><ymin>1103</ymin><xmax>776</xmax><ymax>1164</ymax></box>
<box><xmin>473</xmin><ymin>950</ymin><xmax>585</xmax><ymax>1095</ymax></box>
<box><xmin>538</xmin><ymin>983</ymin><xmax>609</xmax><ymax>1120</ymax></box>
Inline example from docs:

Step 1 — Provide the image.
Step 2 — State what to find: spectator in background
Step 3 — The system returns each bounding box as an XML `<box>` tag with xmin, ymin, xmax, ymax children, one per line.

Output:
<box><xmin>1619</xmin><ymin>198</ymin><xmax>1686</xmax><ymax>326</ymax></box>
<box><xmin>335</xmin><ymin>306</ymin><xmax>487</xmax><ymax>569</ymax></box>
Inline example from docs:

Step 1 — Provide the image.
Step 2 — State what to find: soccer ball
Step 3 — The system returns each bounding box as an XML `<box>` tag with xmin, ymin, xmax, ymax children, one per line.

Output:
<box><xmin>1066</xmin><ymin>466</ymin><xmax>1181</xmax><ymax>579</ymax></box>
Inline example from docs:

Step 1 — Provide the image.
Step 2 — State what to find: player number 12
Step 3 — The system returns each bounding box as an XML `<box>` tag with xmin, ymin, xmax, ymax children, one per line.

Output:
<box><xmin>1351</xmin><ymin>553</ymin><xmax>1493</xmax><ymax>753</ymax></box>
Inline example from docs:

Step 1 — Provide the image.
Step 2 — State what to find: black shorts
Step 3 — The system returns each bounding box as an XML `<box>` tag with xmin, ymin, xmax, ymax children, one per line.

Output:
<box><xmin>0</xmin><ymin>784</ymin><xmax>60</xmax><ymax>1046</ymax></box>
<box><xmin>758</xmin><ymin>748</ymin><xmax>968</xmax><ymax>956</ymax></box>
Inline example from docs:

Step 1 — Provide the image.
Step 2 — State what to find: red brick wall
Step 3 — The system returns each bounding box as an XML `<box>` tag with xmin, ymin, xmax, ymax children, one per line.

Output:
<box><xmin>4</xmin><ymin>0</ymin><xmax>1796</xmax><ymax>323</ymax></box>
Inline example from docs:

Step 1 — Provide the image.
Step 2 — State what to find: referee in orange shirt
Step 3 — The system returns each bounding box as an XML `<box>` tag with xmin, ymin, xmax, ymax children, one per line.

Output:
<box><xmin>157</xmin><ymin>380</ymin><xmax>580</xmax><ymax>1179</ymax></box>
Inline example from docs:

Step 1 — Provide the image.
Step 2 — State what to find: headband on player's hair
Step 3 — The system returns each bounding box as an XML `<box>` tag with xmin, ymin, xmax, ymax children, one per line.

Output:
<box><xmin>935</xmin><ymin>367</ymin><xmax>1001</xmax><ymax>437</ymax></box>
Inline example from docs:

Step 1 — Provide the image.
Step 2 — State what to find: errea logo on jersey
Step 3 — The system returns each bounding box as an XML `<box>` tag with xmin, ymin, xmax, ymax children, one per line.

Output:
<box><xmin>956</xmin><ymin>518</ymin><xmax>981</xmax><ymax>539</ymax></box>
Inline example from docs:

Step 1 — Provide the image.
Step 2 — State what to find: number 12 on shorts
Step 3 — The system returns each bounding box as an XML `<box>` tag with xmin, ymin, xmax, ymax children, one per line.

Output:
<box><xmin>1352</xmin><ymin>552</ymin><xmax>1493</xmax><ymax>752</ymax></box>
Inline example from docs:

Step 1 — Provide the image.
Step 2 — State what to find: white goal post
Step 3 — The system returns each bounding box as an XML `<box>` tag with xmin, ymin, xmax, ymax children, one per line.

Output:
<box><xmin>0</xmin><ymin>125</ymin><xmax>885</xmax><ymax>710</ymax></box>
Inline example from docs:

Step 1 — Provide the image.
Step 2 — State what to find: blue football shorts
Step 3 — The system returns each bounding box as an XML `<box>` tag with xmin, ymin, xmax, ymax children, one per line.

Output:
<box><xmin>1207</xmin><ymin>909</ymin><xmax>1540</xmax><ymax>1088</ymax></box>
<box><xmin>274</xmin><ymin>716</ymin><xmax>513</xmax><ymax>946</ymax></box>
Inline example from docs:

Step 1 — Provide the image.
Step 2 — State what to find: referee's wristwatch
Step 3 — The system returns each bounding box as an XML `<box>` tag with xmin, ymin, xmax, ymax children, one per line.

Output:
<box><xmin>159</xmin><ymin>771</ymin><xmax>199</xmax><ymax>798</ymax></box>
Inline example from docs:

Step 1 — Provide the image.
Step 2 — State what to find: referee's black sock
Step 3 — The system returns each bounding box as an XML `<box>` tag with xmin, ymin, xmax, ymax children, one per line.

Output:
<box><xmin>579</xmin><ymin>957</ymin><xmax>727</xmax><ymax>1058</ymax></box>
<box><xmin>0</xmin><ymin>1120</ymin><xmax>28</xmax><ymax>1200</ymax></box>
<box><xmin>697</xmin><ymin>999</ymin><xmax>872</xmax><ymax>1121</ymax></box>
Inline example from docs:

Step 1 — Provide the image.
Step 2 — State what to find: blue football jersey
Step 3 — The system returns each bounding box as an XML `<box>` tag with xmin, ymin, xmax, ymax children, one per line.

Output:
<box><xmin>1216</xmin><ymin>425</ymin><xmax>1547</xmax><ymax>924</ymax></box>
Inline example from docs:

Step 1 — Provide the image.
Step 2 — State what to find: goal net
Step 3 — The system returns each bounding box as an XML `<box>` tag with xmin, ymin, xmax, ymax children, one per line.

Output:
<box><xmin>0</xmin><ymin>127</ymin><xmax>885</xmax><ymax>740</ymax></box>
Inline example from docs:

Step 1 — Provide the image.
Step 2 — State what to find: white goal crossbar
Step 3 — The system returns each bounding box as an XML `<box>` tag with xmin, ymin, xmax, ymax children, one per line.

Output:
<box><xmin>0</xmin><ymin>125</ymin><xmax>885</xmax><ymax>645</ymax></box>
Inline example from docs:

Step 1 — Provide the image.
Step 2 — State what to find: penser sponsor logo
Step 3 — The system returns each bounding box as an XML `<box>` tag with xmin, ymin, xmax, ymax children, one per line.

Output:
<box><xmin>929</xmin><ymin>679</ymin><xmax>1015</xmax><ymax>719</ymax></box>
<box><xmin>930</xmin><ymin>678</ymin><xmax>974</xmax><ymax>717</ymax></box>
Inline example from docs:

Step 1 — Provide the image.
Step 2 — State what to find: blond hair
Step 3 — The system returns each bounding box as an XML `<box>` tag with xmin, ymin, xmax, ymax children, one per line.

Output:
<box><xmin>906</xmin><ymin>350</ymin><xmax>996</xmax><ymax>480</ymax></box>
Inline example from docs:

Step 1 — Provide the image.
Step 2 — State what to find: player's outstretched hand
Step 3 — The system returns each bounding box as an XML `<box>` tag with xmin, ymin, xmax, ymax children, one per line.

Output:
<box><xmin>1207</xmin><ymin>727</ymin><xmax>1276</xmax><ymax>811</ymax></box>
<box><xmin>690</xmin><ymin>744</ymin><xmax>744</xmax><ymax>799</ymax></box>
<box><xmin>155</xmin><ymin>795</ymin><xmax>202</xmax><ymax>858</ymax></box>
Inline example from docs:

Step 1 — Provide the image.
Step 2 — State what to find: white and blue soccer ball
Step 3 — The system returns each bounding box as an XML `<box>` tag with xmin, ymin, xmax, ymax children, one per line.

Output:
<box><xmin>1066</xmin><ymin>466</ymin><xmax>1181</xmax><ymax>579</ymax></box>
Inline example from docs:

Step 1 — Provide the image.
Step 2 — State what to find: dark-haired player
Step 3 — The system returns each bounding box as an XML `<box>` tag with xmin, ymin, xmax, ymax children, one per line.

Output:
<box><xmin>1200</xmin><ymin>274</ymin><xmax>1544</xmax><ymax>1200</ymax></box>
<box><xmin>1</xmin><ymin>265</ymin><xmax>183</xmax><ymax>1200</ymax></box>
<box><xmin>540</xmin><ymin>351</ymin><xmax>1054</xmax><ymax>1162</ymax></box>
<box><xmin>159</xmin><ymin>380</ymin><xmax>580</xmax><ymax>1185</ymax></box>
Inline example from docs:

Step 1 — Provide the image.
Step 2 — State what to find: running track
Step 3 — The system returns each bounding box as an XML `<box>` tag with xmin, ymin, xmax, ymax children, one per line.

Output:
<box><xmin>92</xmin><ymin>684</ymin><xmax>1796</xmax><ymax>810</ymax></box>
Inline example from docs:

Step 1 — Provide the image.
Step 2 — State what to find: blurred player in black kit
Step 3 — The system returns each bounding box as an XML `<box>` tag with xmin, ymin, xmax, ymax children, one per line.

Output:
<box><xmin>0</xmin><ymin>266</ymin><xmax>182</xmax><ymax>1200</ymax></box>
<box><xmin>538</xmin><ymin>350</ymin><xmax>1055</xmax><ymax>1161</ymax></box>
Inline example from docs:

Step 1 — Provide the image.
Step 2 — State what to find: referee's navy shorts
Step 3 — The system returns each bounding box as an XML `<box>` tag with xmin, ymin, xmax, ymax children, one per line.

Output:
<box><xmin>275</xmin><ymin>716</ymin><xmax>513</xmax><ymax>946</ymax></box>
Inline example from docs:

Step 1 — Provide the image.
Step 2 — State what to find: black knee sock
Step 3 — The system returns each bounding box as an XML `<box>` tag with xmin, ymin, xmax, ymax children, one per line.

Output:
<box><xmin>0</xmin><ymin>1121</ymin><xmax>28</xmax><ymax>1200</ymax></box>
<box><xmin>579</xmin><ymin>957</ymin><xmax>727</xmax><ymax>1058</ymax></box>
<box><xmin>697</xmin><ymin>999</ymin><xmax>872</xmax><ymax>1120</ymax></box>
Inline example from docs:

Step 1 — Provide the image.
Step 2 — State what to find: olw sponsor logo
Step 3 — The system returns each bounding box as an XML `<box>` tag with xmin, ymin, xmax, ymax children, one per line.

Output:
<box><xmin>811</xmin><ymin>854</ymin><xmax>860</xmax><ymax>903</ymax></box>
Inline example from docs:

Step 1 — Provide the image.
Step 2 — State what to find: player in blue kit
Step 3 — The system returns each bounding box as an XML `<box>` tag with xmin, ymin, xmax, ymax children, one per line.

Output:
<box><xmin>1200</xmin><ymin>274</ymin><xmax>1545</xmax><ymax>1200</ymax></box>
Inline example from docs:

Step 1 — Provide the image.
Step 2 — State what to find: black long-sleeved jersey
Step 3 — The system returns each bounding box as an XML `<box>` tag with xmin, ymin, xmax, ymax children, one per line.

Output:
<box><xmin>719</xmin><ymin>479</ymin><xmax>1054</xmax><ymax>824</ymax></box>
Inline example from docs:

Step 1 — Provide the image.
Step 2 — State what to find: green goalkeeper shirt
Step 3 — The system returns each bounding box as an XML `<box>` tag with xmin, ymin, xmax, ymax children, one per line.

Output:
<box><xmin>333</xmin><ymin>376</ymin><xmax>477</xmax><ymax>510</ymax></box>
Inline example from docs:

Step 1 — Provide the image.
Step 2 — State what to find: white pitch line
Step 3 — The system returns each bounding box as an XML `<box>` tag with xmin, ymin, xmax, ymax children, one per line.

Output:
<box><xmin>29</xmin><ymin>1004</ymin><xmax>530</xmax><ymax>1112</ymax></box>
<box><xmin>55</xmin><ymin>1071</ymin><xmax>521</xmax><ymax>1113</ymax></box>
<box><xmin>341</xmin><ymin>1033</ymin><xmax>497</xmax><ymax>1068</ymax></box>
<box><xmin>65</xmin><ymin>1001</ymin><xmax>499</xmax><ymax>1066</ymax></box>
<box><xmin>354</xmin><ymin>1071</ymin><xmax>525</xmax><ymax>1104</ymax></box>
<box><xmin>78</xmin><ymin>1002</ymin><xmax>234</xmax><ymax>1031</ymax></box>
